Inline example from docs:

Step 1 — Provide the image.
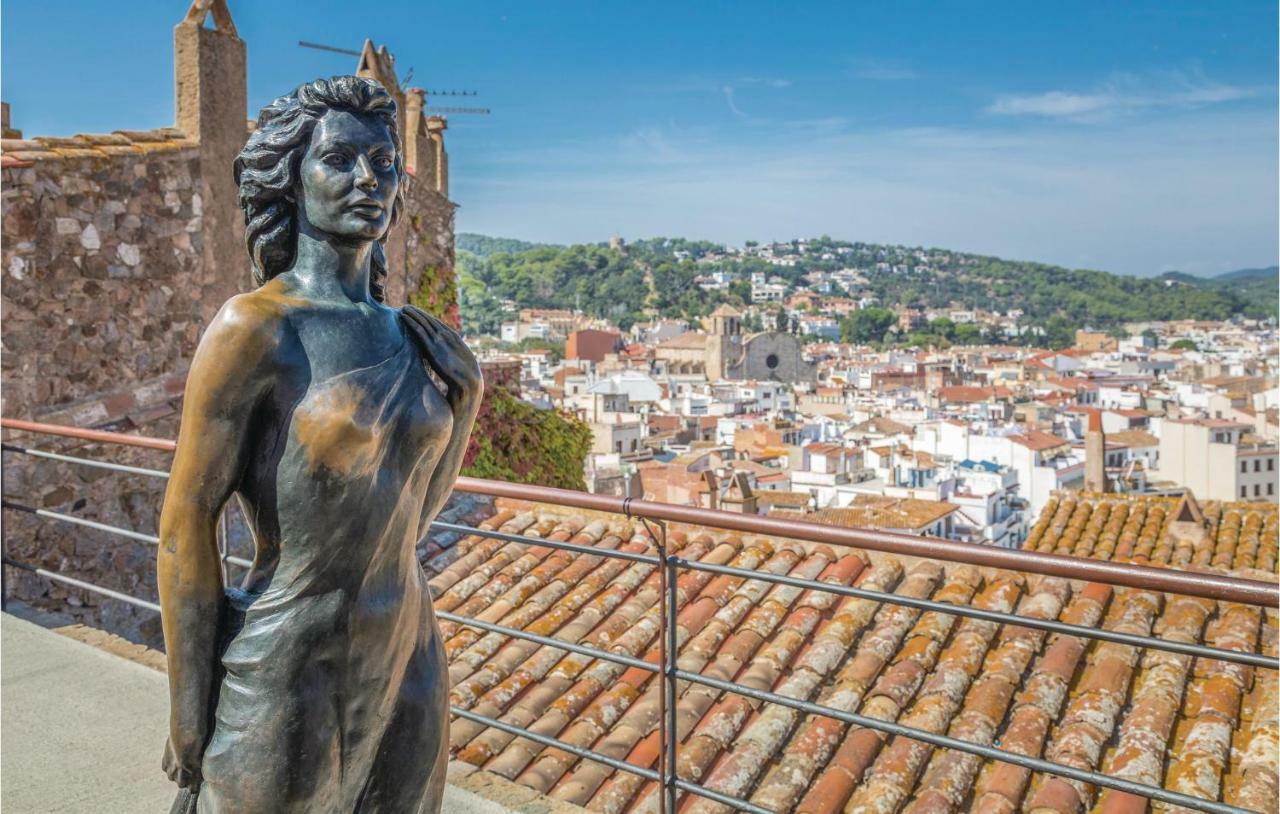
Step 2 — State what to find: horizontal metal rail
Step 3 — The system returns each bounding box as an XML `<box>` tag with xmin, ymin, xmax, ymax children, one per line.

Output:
<box><xmin>2</xmin><ymin>556</ymin><xmax>162</xmax><ymax>613</ymax></box>
<box><xmin>436</xmin><ymin>610</ymin><xmax>659</xmax><ymax>674</ymax></box>
<box><xmin>448</xmin><ymin>478</ymin><xmax>1279</xmax><ymax>607</ymax></box>
<box><xmin>449</xmin><ymin>706</ymin><xmax>774</xmax><ymax>814</ymax></box>
<box><xmin>675</xmin><ymin>668</ymin><xmax>1251</xmax><ymax>814</ymax></box>
<box><xmin>2</xmin><ymin>443</ymin><xmax>170</xmax><ymax>479</ymax></box>
<box><xmin>0</xmin><ymin>417</ymin><xmax>177</xmax><ymax>451</ymax></box>
<box><xmin>4</xmin><ymin>417</ymin><xmax>1275</xmax><ymax>607</ymax></box>
<box><xmin>2</xmin><ymin>502</ymin><xmax>252</xmax><ymax>569</ymax></box>
<box><xmin>675</xmin><ymin>557</ymin><xmax>1279</xmax><ymax>670</ymax></box>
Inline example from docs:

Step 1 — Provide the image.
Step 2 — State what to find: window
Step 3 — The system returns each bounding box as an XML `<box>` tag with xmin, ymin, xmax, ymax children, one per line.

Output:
<box><xmin>1255</xmin><ymin>459</ymin><xmax>1261</xmax><ymax>473</ymax></box>
<box><xmin>1241</xmin><ymin>460</ymin><xmax>1248</xmax><ymax>473</ymax></box>
<box><xmin>1241</xmin><ymin>486</ymin><xmax>1248</xmax><ymax>498</ymax></box>
<box><xmin>1255</xmin><ymin>484</ymin><xmax>1261</xmax><ymax>497</ymax></box>
<box><xmin>1270</xmin><ymin>459</ymin><xmax>1276</xmax><ymax>472</ymax></box>
<box><xmin>1269</xmin><ymin>483</ymin><xmax>1275</xmax><ymax>496</ymax></box>
<box><xmin>615</xmin><ymin>441</ymin><xmax>622</xmax><ymax>453</ymax></box>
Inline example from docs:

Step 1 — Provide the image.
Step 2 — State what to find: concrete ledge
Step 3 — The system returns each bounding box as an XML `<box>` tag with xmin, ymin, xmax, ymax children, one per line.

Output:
<box><xmin>1</xmin><ymin>611</ymin><xmax>583</xmax><ymax>814</ymax></box>
<box><xmin>448</xmin><ymin>760</ymin><xmax>591</xmax><ymax>814</ymax></box>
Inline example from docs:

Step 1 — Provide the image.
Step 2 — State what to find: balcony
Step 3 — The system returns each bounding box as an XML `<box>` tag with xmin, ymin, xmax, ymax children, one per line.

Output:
<box><xmin>1</xmin><ymin>417</ymin><xmax>1277</xmax><ymax>814</ymax></box>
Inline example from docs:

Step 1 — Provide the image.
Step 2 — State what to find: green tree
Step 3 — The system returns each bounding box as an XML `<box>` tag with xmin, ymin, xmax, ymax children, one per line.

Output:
<box><xmin>841</xmin><ymin>307</ymin><xmax>896</xmax><ymax>343</ymax></box>
<box><xmin>953</xmin><ymin>323</ymin><xmax>982</xmax><ymax>345</ymax></box>
<box><xmin>1170</xmin><ymin>339</ymin><xmax>1199</xmax><ymax>351</ymax></box>
<box><xmin>927</xmin><ymin>317</ymin><xmax>956</xmax><ymax>341</ymax></box>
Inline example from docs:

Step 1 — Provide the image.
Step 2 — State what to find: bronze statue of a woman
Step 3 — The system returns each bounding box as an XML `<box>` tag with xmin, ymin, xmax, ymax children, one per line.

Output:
<box><xmin>157</xmin><ymin>76</ymin><xmax>481</xmax><ymax>813</ymax></box>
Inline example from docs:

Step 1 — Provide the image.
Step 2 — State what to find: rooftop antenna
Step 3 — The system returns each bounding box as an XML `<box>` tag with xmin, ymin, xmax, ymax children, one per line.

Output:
<box><xmin>299</xmin><ymin>40</ymin><xmax>360</xmax><ymax>57</ymax></box>
<box><xmin>298</xmin><ymin>40</ymin><xmax>491</xmax><ymax>116</ymax></box>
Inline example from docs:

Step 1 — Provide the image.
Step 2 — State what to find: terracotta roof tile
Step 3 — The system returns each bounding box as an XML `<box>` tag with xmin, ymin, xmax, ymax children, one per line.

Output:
<box><xmin>1025</xmin><ymin>493</ymin><xmax>1278</xmax><ymax>578</ymax></box>
<box><xmin>424</xmin><ymin>499</ymin><xmax>1276</xmax><ymax>813</ymax></box>
<box><xmin>0</xmin><ymin>129</ymin><xmax>197</xmax><ymax>164</ymax></box>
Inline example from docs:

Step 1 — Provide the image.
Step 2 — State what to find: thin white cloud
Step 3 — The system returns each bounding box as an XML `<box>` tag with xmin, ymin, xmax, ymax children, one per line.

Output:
<box><xmin>989</xmin><ymin>69</ymin><xmax>1264</xmax><ymax>121</ymax></box>
<box><xmin>988</xmin><ymin>91</ymin><xmax>1112</xmax><ymax>117</ymax></box>
<box><xmin>722</xmin><ymin>85</ymin><xmax>746</xmax><ymax>117</ymax></box>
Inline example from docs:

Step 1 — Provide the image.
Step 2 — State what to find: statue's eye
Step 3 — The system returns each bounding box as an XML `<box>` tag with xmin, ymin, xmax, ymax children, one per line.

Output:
<box><xmin>323</xmin><ymin>153</ymin><xmax>347</xmax><ymax>167</ymax></box>
<box><xmin>374</xmin><ymin>155</ymin><xmax>393</xmax><ymax>170</ymax></box>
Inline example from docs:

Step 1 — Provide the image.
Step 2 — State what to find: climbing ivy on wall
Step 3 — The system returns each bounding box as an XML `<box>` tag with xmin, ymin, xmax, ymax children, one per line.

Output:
<box><xmin>412</xmin><ymin>264</ymin><xmax>460</xmax><ymax>328</ymax></box>
<box><xmin>461</xmin><ymin>386</ymin><xmax>592</xmax><ymax>491</ymax></box>
<box><xmin>411</xmin><ymin>259</ymin><xmax>588</xmax><ymax>490</ymax></box>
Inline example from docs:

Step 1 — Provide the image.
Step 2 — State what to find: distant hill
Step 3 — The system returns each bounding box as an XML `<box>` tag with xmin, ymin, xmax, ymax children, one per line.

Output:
<box><xmin>455</xmin><ymin>234</ymin><xmax>1278</xmax><ymax>344</ymax></box>
<box><xmin>1155</xmin><ymin>267</ymin><xmax>1277</xmax><ymax>311</ymax></box>
<box><xmin>457</xmin><ymin>233</ymin><xmax>553</xmax><ymax>257</ymax></box>
<box><xmin>1215</xmin><ymin>266</ymin><xmax>1278</xmax><ymax>282</ymax></box>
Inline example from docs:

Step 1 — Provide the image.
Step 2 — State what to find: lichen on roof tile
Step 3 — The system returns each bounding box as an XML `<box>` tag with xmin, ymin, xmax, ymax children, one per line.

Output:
<box><xmin>422</xmin><ymin>499</ymin><xmax>1277</xmax><ymax>814</ymax></box>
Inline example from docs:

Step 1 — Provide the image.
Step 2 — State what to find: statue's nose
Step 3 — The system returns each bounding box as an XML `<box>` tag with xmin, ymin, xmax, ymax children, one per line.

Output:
<box><xmin>355</xmin><ymin>155</ymin><xmax>378</xmax><ymax>191</ymax></box>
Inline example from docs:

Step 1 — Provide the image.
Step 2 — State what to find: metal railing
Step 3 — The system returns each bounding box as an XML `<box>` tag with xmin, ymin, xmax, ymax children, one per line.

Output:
<box><xmin>1</xmin><ymin>417</ymin><xmax>1276</xmax><ymax>814</ymax></box>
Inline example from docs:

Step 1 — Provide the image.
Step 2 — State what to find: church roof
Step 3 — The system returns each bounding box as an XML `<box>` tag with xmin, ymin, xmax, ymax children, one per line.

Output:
<box><xmin>709</xmin><ymin>304</ymin><xmax>743</xmax><ymax>318</ymax></box>
<box><xmin>656</xmin><ymin>333</ymin><xmax>708</xmax><ymax>350</ymax></box>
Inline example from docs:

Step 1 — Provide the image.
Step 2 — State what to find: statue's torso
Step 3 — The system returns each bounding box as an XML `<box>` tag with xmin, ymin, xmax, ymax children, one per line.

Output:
<box><xmin>226</xmin><ymin>287</ymin><xmax>454</xmax><ymax>603</ymax></box>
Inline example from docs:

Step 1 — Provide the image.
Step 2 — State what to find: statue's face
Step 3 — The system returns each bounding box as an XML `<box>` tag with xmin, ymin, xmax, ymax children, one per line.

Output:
<box><xmin>297</xmin><ymin>109</ymin><xmax>399</xmax><ymax>242</ymax></box>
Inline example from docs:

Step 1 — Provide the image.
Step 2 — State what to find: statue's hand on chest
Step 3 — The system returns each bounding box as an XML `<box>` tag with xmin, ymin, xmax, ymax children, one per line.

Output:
<box><xmin>400</xmin><ymin>306</ymin><xmax>483</xmax><ymax>411</ymax></box>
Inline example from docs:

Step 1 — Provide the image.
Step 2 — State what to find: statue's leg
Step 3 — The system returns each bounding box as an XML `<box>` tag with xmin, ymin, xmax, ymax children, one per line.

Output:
<box><xmin>357</xmin><ymin>625</ymin><xmax>450</xmax><ymax>813</ymax></box>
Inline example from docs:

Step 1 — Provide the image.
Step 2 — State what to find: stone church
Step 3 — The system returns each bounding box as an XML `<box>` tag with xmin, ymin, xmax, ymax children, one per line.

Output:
<box><xmin>656</xmin><ymin>304</ymin><xmax>818</xmax><ymax>383</ymax></box>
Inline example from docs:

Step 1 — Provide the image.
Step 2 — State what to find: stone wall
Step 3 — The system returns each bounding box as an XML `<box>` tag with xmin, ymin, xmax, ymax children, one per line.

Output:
<box><xmin>1</xmin><ymin>132</ymin><xmax>221</xmax><ymax>419</ymax></box>
<box><xmin>3</xmin><ymin>423</ymin><xmax>179</xmax><ymax>645</ymax></box>
<box><xmin>398</xmin><ymin>178</ymin><xmax>459</xmax><ymax>323</ymax></box>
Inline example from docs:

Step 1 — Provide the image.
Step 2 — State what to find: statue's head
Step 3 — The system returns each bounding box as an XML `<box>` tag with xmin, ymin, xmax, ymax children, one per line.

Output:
<box><xmin>234</xmin><ymin>76</ymin><xmax>406</xmax><ymax>301</ymax></box>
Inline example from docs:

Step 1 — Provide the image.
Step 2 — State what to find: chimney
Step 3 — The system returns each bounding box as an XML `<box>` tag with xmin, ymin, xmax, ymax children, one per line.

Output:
<box><xmin>623</xmin><ymin>468</ymin><xmax>644</xmax><ymax>499</ymax></box>
<box><xmin>174</xmin><ymin>0</ymin><xmax>247</xmax><ymax>301</ymax></box>
<box><xmin>355</xmin><ymin>39</ymin><xmax>405</xmax><ymax>137</ymax></box>
<box><xmin>1</xmin><ymin>101</ymin><xmax>20</xmax><ymax>138</ymax></box>
<box><xmin>702</xmin><ymin>470</ymin><xmax>719</xmax><ymax>511</ymax></box>
<box><xmin>425</xmin><ymin>116</ymin><xmax>448</xmax><ymax>197</ymax></box>
<box><xmin>1084</xmin><ymin>409</ymin><xmax>1107</xmax><ymax>493</ymax></box>
<box><xmin>402</xmin><ymin>88</ymin><xmax>427</xmax><ymax>177</ymax></box>
<box><xmin>719</xmin><ymin>472</ymin><xmax>759</xmax><ymax>515</ymax></box>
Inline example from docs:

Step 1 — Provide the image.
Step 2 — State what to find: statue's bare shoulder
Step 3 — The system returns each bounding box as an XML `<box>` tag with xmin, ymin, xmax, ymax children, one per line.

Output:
<box><xmin>192</xmin><ymin>280</ymin><xmax>307</xmax><ymax>401</ymax></box>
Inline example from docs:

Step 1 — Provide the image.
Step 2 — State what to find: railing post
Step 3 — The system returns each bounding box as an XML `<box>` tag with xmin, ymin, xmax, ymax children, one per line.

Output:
<box><xmin>664</xmin><ymin>528</ymin><xmax>679</xmax><ymax>814</ymax></box>
<box><xmin>648</xmin><ymin>517</ymin><xmax>678</xmax><ymax>814</ymax></box>
<box><xmin>216</xmin><ymin>506</ymin><xmax>230</xmax><ymax>587</ymax></box>
<box><xmin>1</xmin><ymin>454</ymin><xmax>7</xmax><ymax>612</ymax></box>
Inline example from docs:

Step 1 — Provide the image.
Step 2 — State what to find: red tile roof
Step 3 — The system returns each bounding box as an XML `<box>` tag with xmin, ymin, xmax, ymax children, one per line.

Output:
<box><xmin>428</xmin><ymin>495</ymin><xmax>1277</xmax><ymax>813</ymax></box>
<box><xmin>1008</xmin><ymin>430</ymin><xmax>1069</xmax><ymax>451</ymax></box>
<box><xmin>935</xmin><ymin>386</ymin><xmax>1005</xmax><ymax>404</ymax></box>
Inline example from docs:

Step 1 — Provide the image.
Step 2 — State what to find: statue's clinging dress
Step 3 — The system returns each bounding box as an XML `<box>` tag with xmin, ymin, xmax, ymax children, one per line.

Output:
<box><xmin>194</xmin><ymin>315</ymin><xmax>451</xmax><ymax>813</ymax></box>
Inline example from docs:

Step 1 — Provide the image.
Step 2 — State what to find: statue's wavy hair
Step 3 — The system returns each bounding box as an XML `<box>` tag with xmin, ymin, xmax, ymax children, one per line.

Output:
<box><xmin>233</xmin><ymin>75</ymin><xmax>406</xmax><ymax>302</ymax></box>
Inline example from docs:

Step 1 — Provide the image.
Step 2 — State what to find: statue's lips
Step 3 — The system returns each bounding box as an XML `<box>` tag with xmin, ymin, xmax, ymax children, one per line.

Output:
<box><xmin>347</xmin><ymin>201</ymin><xmax>385</xmax><ymax>218</ymax></box>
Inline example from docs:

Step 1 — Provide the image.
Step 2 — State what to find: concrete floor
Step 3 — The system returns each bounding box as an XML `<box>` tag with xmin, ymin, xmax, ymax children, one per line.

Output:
<box><xmin>1</xmin><ymin>612</ymin><xmax>522</xmax><ymax>814</ymax></box>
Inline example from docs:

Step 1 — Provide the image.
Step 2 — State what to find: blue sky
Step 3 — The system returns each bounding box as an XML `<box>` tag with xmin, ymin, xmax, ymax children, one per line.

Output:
<box><xmin>4</xmin><ymin>1</ymin><xmax>1277</xmax><ymax>276</ymax></box>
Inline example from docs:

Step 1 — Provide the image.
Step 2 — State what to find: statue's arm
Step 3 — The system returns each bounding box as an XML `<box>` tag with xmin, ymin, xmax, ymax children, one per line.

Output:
<box><xmin>157</xmin><ymin>295</ymin><xmax>279</xmax><ymax>789</ymax></box>
<box><xmin>401</xmin><ymin>306</ymin><xmax>483</xmax><ymax>531</ymax></box>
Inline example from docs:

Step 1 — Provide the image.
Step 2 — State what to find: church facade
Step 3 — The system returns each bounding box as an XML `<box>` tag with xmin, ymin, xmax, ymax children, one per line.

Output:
<box><xmin>656</xmin><ymin>305</ymin><xmax>818</xmax><ymax>383</ymax></box>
